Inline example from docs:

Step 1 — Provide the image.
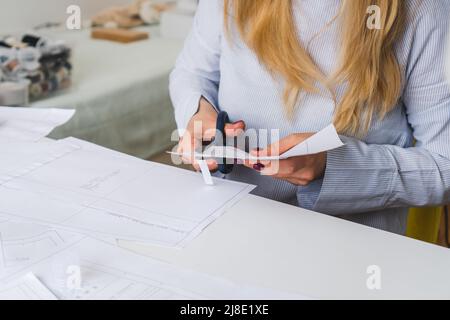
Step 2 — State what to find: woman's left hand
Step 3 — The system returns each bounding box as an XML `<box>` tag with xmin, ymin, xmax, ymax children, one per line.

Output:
<box><xmin>244</xmin><ymin>133</ymin><xmax>327</xmax><ymax>186</ymax></box>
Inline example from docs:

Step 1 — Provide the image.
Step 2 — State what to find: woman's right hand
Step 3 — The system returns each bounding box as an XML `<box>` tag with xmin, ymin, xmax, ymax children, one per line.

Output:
<box><xmin>177</xmin><ymin>97</ymin><xmax>246</xmax><ymax>171</ymax></box>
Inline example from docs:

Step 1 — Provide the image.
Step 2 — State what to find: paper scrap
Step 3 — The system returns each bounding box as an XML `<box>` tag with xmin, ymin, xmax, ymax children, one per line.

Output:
<box><xmin>197</xmin><ymin>160</ymin><xmax>214</xmax><ymax>185</ymax></box>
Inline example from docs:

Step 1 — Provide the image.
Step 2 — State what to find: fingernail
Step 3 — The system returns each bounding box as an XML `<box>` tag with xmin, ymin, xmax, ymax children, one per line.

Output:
<box><xmin>232</xmin><ymin>120</ymin><xmax>244</xmax><ymax>125</ymax></box>
<box><xmin>253</xmin><ymin>163</ymin><xmax>265</xmax><ymax>171</ymax></box>
<box><xmin>202</xmin><ymin>139</ymin><xmax>213</xmax><ymax>146</ymax></box>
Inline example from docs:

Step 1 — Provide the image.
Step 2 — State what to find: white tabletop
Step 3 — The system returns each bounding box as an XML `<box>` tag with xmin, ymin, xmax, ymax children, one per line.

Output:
<box><xmin>120</xmin><ymin>194</ymin><xmax>450</xmax><ymax>300</ymax></box>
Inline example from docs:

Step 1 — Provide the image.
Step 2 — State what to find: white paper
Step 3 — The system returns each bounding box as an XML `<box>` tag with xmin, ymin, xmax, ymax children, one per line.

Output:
<box><xmin>0</xmin><ymin>140</ymin><xmax>80</xmax><ymax>185</ymax></box>
<box><xmin>170</xmin><ymin>124</ymin><xmax>344</xmax><ymax>161</ymax></box>
<box><xmin>0</xmin><ymin>215</ymin><xmax>85</xmax><ymax>277</ymax></box>
<box><xmin>1</xmin><ymin>237</ymin><xmax>304</xmax><ymax>300</ymax></box>
<box><xmin>197</xmin><ymin>160</ymin><xmax>215</xmax><ymax>185</ymax></box>
<box><xmin>0</xmin><ymin>138</ymin><xmax>255</xmax><ymax>248</ymax></box>
<box><xmin>279</xmin><ymin>124</ymin><xmax>344</xmax><ymax>159</ymax></box>
<box><xmin>0</xmin><ymin>272</ymin><xmax>57</xmax><ymax>300</ymax></box>
<box><xmin>0</xmin><ymin>107</ymin><xmax>75</xmax><ymax>142</ymax></box>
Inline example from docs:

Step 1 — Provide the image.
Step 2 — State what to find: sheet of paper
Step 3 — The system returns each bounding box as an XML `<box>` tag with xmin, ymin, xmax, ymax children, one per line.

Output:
<box><xmin>279</xmin><ymin>124</ymin><xmax>344</xmax><ymax>159</ymax></box>
<box><xmin>0</xmin><ymin>140</ymin><xmax>80</xmax><ymax>185</ymax></box>
<box><xmin>0</xmin><ymin>138</ymin><xmax>255</xmax><ymax>248</ymax></box>
<box><xmin>0</xmin><ymin>237</ymin><xmax>304</xmax><ymax>300</ymax></box>
<box><xmin>0</xmin><ymin>272</ymin><xmax>57</xmax><ymax>300</ymax></box>
<box><xmin>169</xmin><ymin>124</ymin><xmax>344</xmax><ymax>161</ymax></box>
<box><xmin>0</xmin><ymin>215</ymin><xmax>85</xmax><ymax>278</ymax></box>
<box><xmin>0</xmin><ymin>107</ymin><xmax>75</xmax><ymax>142</ymax></box>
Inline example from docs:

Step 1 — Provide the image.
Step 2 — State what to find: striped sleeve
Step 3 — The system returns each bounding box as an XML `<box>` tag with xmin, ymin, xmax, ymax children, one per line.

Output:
<box><xmin>169</xmin><ymin>0</ymin><xmax>222</xmax><ymax>132</ymax></box>
<box><xmin>308</xmin><ymin>3</ymin><xmax>450</xmax><ymax>215</ymax></box>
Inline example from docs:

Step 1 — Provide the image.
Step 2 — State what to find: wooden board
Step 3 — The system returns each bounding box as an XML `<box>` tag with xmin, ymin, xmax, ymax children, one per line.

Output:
<box><xmin>91</xmin><ymin>28</ymin><xmax>149</xmax><ymax>43</ymax></box>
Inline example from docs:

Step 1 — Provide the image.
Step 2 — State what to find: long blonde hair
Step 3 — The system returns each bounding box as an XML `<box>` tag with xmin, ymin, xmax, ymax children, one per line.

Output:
<box><xmin>224</xmin><ymin>0</ymin><xmax>406</xmax><ymax>136</ymax></box>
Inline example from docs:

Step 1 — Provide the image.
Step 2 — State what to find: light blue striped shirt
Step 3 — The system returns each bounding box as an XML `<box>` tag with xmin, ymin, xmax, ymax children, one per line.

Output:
<box><xmin>169</xmin><ymin>0</ymin><xmax>450</xmax><ymax>234</ymax></box>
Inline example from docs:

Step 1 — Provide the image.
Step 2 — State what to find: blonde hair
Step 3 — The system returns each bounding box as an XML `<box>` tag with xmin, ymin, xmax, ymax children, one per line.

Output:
<box><xmin>224</xmin><ymin>0</ymin><xmax>406</xmax><ymax>136</ymax></box>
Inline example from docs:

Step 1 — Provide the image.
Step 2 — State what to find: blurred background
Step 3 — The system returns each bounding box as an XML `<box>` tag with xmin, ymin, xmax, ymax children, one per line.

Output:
<box><xmin>1</xmin><ymin>0</ymin><xmax>140</xmax><ymax>34</ymax></box>
<box><xmin>0</xmin><ymin>0</ymin><xmax>196</xmax><ymax>160</ymax></box>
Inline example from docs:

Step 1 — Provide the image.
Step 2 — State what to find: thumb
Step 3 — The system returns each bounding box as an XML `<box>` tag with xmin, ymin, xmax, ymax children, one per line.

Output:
<box><xmin>224</xmin><ymin>120</ymin><xmax>246</xmax><ymax>137</ymax></box>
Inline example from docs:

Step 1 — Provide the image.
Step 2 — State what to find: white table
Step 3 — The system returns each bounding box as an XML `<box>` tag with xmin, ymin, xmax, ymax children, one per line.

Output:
<box><xmin>120</xmin><ymin>194</ymin><xmax>450</xmax><ymax>299</ymax></box>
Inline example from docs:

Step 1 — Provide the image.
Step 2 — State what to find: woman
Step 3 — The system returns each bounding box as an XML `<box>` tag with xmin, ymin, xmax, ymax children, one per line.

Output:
<box><xmin>169</xmin><ymin>0</ymin><xmax>450</xmax><ymax>234</ymax></box>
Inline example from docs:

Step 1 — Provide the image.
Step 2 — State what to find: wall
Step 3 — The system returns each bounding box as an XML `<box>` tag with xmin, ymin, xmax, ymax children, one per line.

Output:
<box><xmin>0</xmin><ymin>0</ymin><xmax>131</xmax><ymax>34</ymax></box>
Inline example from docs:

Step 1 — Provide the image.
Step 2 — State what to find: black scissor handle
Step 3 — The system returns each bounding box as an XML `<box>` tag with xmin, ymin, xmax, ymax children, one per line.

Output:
<box><xmin>215</xmin><ymin>111</ymin><xmax>234</xmax><ymax>174</ymax></box>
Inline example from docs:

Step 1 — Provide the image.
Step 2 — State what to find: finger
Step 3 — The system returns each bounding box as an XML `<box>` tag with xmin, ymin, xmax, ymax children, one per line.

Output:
<box><xmin>260</xmin><ymin>163</ymin><xmax>278</xmax><ymax>176</ymax></box>
<box><xmin>270</xmin><ymin>159</ymin><xmax>297</xmax><ymax>177</ymax></box>
<box><xmin>249</xmin><ymin>148</ymin><xmax>272</xmax><ymax>166</ymax></box>
<box><xmin>200</xmin><ymin>120</ymin><xmax>245</xmax><ymax>141</ymax></box>
<box><xmin>192</xmin><ymin>161</ymin><xmax>217</xmax><ymax>174</ymax></box>
<box><xmin>206</xmin><ymin>159</ymin><xmax>218</xmax><ymax>172</ymax></box>
<box><xmin>258</xmin><ymin>159</ymin><xmax>293</xmax><ymax>176</ymax></box>
<box><xmin>224</xmin><ymin>121</ymin><xmax>246</xmax><ymax>137</ymax></box>
<box><xmin>180</xmin><ymin>144</ymin><xmax>193</xmax><ymax>164</ymax></box>
<box><xmin>243</xmin><ymin>159</ymin><xmax>253</xmax><ymax>169</ymax></box>
<box><xmin>283</xmin><ymin>178</ymin><xmax>308</xmax><ymax>186</ymax></box>
<box><xmin>251</xmin><ymin>158</ymin><xmax>310</xmax><ymax>186</ymax></box>
<box><xmin>190</xmin><ymin>117</ymin><xmax>217</xmax><ymax>141</ymax></box>
<box><xmin>179</xmin><ymin>134</ymin><xmax>200</xmax><ymax>165</ymax></box>
<box><xmin>202</xmin><ymin>127</ymin><xmax>217</xmax><ymax>141</ymax></box>
<box><xmin>181</xmin><ymin>144</ymin><xmax>196</xmax><ymax>164</ymax></box>
<box><xmin>250</xmin><ymin>157</ymin><xmax>271</xmax><ymax>167</ymax></box>
<box><xmin>243</xmin><ymin>158</ymin><xmax>269</xmax><ymax>173</ymax></box>
<box><xmin>192</xmin><ymin>163</ymin><xmax>200</xmax><ymax>172</ymax></box>
<box><xmin>256</xmin><ymin>161</ymin><xmax>303</xmax><ymax>184</ymax></box>
<box><xmin>176</xmin><ymin>141</ymin><xmax>183</xmax><ymax>156</ymax></box>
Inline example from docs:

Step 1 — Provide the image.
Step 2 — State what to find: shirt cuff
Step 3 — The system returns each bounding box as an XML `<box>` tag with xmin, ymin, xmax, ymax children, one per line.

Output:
<box><xmin>312</xmin><ymin>136</ymin><xmax>396</xmax><ymax>215</ymax></box>
<box><xmin>297</xmin><ymin>179</ymin><xmax>323</xmax><ymax>210</ymax></box>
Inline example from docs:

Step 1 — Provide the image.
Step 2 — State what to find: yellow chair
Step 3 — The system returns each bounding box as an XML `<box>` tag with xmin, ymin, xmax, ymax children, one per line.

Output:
<box><xmin>405</xmin><ymin>140</ymin><xmax>445</xmax><ymax>244</ymax></box>
<box><xmin>406</xmin><ymin>207</ymin><xmax>443</xmax><ymax>244</ymax></box>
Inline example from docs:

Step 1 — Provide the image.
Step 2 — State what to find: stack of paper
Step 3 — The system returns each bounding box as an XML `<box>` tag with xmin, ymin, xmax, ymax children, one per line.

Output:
<box><xmin>0</xmin><ymin>137</ymin><xmax>255</xmax><ymax>247</ymax></box>
<box><xmin>0</xmin><ymin>107</ymin><xmax>255</xmax><ymax>248</ymax></box>
<box><xmin>0</xmin><ymin>107</ymin><xmax>312</xmax><ymax>300</ymax></box>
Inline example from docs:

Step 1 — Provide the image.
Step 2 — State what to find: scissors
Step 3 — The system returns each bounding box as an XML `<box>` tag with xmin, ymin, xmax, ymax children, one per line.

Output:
<box><xmin>213</xmin><ymin>111</ymin><xmax>235</xmax><ymax>174</ymax></box>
